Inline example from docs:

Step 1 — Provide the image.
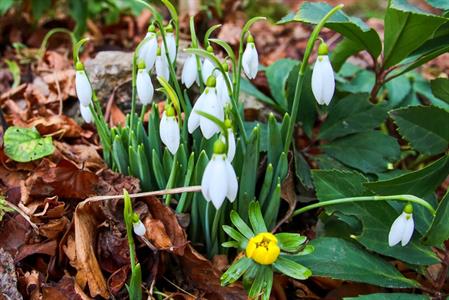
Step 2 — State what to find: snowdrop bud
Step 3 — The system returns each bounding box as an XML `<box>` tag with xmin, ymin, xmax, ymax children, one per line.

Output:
<box><xmin>388</xmin><ymin>204</ymin><xmax>414</xmax><ymax>247</ymax></box>
<box><xmin>311</xmin><ymin>41</ymin><xmax>335</xmax><ymax>105</ymax></box>
<box><xmin>133</xmin><ymin>219</ymin><xmax>146</xmax><ymax>236</ymax></box>
<box><xmin>201</xmin><ymin>139</ymin><xmax>238</xmax><ymax>209</ymax></box>
<box><xmin>182</xmin><ymin>54</ymin><xmax>197</xmax><ymax>88</ymax></box>
<box><xmin>242</xmin><ymin>34</ymin><xmax>259</xmax><ymax>80</ymax></box>
<box><xmin>160</xmin><ymin>106</ymin><xmax>180</xmax><ymax>155</ymax></box>
<box><xmin>156</xmin><ymin>48</ymin><xmax>170</xmax><ymax>81</ymax></box>
<box><xmin>75</xmin><ymin>62</ymin><xmax>93</xmax><ymax>106</ymax></box>
<box><xmin>202</xmin><ymin>46</ymin><xmax>216</xmax><ymax>82</ymax></box>
<box><xmin>79</xmin><ymin>104</ymin><xmax>92</xmax><ymax>123</ymax></box>
<box><xmin>162</xmin><ymin>24</ymin><xmax>176</xmax><ymax>63</ymax></box>
<box><xmin>188</xmin><ymin>76</ymin><xmax>224</xmax><ymax>139</ymax></box>
<box><xmin>136</xmin><ymin>62</ymin><xmax>154</xmax><ymax>105</ymax></box>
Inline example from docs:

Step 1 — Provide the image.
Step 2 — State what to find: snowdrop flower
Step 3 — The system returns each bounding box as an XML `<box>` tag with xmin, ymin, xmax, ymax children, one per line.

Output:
<box><xmin>201</xmin><ymin>46</ymin><xmax>216</xmax><ymax>82</ymax></box>
<box><xmin>79</xmin><ymin>104</ymin><xmax>92</xmax><ymax>123</ymax></box>
<box><xmin>220</xmin><ymin>120</ymin><xmax>236</xmax><ymax>161</ymax></box>
<box><xmin>161</xmin><ymin>24</ymin><xmax>176</xmax><ymax>64</ymax></box>
<box><xmin>216</xmin><ymin>63</ymin><xmax>232</xmax><ymax>106</ymax></box>
<box><xmin>182</xmin><ymin>54</ymin><xmax>198</xmax><ymax>88</ymax></box>
<box><xmin>311</xmin><ymin>41</ymin><xmax>335</xmax><ymax>105</ymax></box>
<box><xmin>388</xmin><ymin>204</ymin><xmax>414</xmax><ymax>247</ymax></box>
<box><xmin>242</xmin><ymin>34</ymin><xmax>259</xmax><ymax>80</ymax></box>
<box><xmin>160</xmin><ymin>106</ymin><xmax>180</xmax><ymax>155</ymax></box>
<box><xmin>133</xmin><ymin>218</ymin><xmax>146</xmax><ymax>237</ymax></box>
<box><xmin>201</xmin><ymin>140</ymin><xmax>238</xmax><ymax>209</ymax></box>
<box><xmin>138</xmin><ymin>25</ymin><xmax>158</xmax><ymax>71</ymax></box>
<box><xmin>156</xmin><ymin>48</ymin><xmax>170</xmax><ymax>81</ymax></box>
<box><xmin>188</xmin><ymin>75</ymin><xmax>224</xmax><ymax>139</ymax></box>
<box><xmin>75</xmin><ymin>62</ymin><xmax>92</xmax><ymax>107</ymax></box>
<box><xmin>136</xmin><ymin>61</ymin><xmax>154</xmax><ymax>105</ymax></box>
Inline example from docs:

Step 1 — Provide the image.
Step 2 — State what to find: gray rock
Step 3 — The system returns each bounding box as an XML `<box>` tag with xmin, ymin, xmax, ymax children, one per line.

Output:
<box><xmin>0</xmin><ymin>248</ymin><xmax>23</xmax><ymax>300</ymax></box>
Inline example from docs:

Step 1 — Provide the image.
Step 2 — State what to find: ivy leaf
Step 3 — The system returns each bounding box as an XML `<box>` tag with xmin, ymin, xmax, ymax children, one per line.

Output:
<box><xmin>3</xmin><ymin>126</ymin><xmax>55</xmax><ymax>162</ymax></box>
<box><xmin>323</xmin><ymin>131</ymin><xmax>400</xmax><ymax>174</ymax></box>
<box><xmin>390</xmin><ymin>105</ymin><xmax>449</xmax><ymax>155</ymax></box>
<box><xmin>292</xmin><ymin>237</ymin><xmax>418</xmax><ymax>288</ymax></box>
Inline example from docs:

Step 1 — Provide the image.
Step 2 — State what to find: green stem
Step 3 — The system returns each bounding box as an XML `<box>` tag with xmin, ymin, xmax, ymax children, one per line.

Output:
<box><xmin>130</xmin><ymin>52</ymin><xmax>138</xmax><ymax>129</ymax></box>
<box><xmin>292</xmin><ymin>194</ymin><xmax>436</xmax><ymax>217</ymax></box>
<box><xmin>283</xmin><ymin>4</ymin><xmax>344</xmax><ymax>154</ymax></box>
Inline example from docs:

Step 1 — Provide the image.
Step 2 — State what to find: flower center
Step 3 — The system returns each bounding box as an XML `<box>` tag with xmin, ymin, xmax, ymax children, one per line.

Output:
<box><xmin>245</xmin><ymin>232</ymin><xmax>280</xmax><ymax>265</ymax></box>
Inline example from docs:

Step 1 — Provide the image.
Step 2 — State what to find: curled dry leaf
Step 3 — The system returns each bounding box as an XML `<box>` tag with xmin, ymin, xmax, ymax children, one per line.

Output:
<box><xmin>14</xmin><ymin>240</ymin><xmax>57</xmax><ymax>263</ymax></box>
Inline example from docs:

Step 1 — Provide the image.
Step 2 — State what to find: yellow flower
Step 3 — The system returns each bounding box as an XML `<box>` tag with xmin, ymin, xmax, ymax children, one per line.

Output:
<box><xmin>245</xmin><ymin>232</ymin><xmax>280</xmax><ymax>265</ymax></box>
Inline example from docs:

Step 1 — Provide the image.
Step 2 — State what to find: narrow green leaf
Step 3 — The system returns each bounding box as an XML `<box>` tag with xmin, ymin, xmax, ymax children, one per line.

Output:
<box><xmin>273</xmin><ymin>255</ymin><xmax>312</xmax><ymax>280</ymax></box>
<box><xmin>345</xmin><ymin>293</ymin><xmax>429</xmax><ymax>300</ymax></box>
<box><xmin>222</xmin><ymin>225</ymin><xmax>247</xmax><ymax>248</ymax></box>
<box><xmin>220</xmin><ymin>257</ymin><xmax>253</xmax><ymax>286</ymax></box>
<box><xmin>249</xmin><ymin>201</ymin><xmax>268</xmax><ymax>234</ymax></box>
<box><xmin>230</xmin><ymin>210</ymin><xmax>254</xmax><ymax>239</ymax></box>
<box><xmin>275</xmin><ymin>233</ymin><xmax>307</xmax><ymax>253</ymax></box>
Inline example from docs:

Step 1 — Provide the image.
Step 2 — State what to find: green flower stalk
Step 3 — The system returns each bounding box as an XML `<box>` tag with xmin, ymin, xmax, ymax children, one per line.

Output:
<box><xmin>221</xmin><ymin>201</ymin><xmax>313</xmax><ymax>300</ymax></box>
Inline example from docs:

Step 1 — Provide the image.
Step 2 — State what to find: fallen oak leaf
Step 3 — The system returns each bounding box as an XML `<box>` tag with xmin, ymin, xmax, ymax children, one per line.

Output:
<box><xmin>14</xmin><ymin>240</ymin><xmax>57</xmax><ymax>263</ymax></box>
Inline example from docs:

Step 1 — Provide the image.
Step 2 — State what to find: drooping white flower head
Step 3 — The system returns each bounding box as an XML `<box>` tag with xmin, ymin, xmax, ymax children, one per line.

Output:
<box><xmin>201</xmin><ymin>46</ymin><xmax>217</xmax><ymax>82</ymax></box>
<box><xmin>220</xmin><ymin>122</ymin><xmax>236</xmax><ymax>162</ymax></box>
<box><xmin>311</xmin><ymin>41</ymin><xmax>335</xmax><ymax>105</ymax></box>
<box><xmin>79</xmin><ymin>104</ymin><xmax>92</xmax><ymax>123</ymax></box>
<box><xmin>182</xmin><ymin>54</ymin><xmax>198</xmax><ymax>88</ymax></box>
<box><xmin>136</xmin><ymin>62</ymin><xmax>154</xmax><ymax>105</ymax></box>
<box><xmin>242</xmin><ymin>34</ymin><xmax>259</xmax><ymax>80</ymax></box>
<box><xmin>75</xmin><ymin>62</ymin><xmax>92</xmax><ymax>107</ymax></box>
<box><xmin>216</xmin><ymin>63</ymin><xmax>232</xmax><ymax>107</ymax></box>
<box><xmin>201</xmin><ymin>140</ymin><xmax>238</xmax><ymax>209</ymax></box>
<box><xmin>156</xmin><ymin>47</ymin><xmax>170</xmax><ymax>81</ymax></box>
<box><xmin>138</xmin><ymin>26</ymin><xmax>158</xmax><ymax>71</ymax></box>
<box><xmin>161</xmin><ymin>25</ymin><xmax>176</xmax><ymax>64</ymax></box>
<box><xmin>388</xmin><ymin>204</ymin><xmax>414</xmax><ymax>247</ymax></box>
<box><xmin>160</xmin><ymin>107</ymin><xmax>180</xmax><ymax>155</ymax></box>
<box><xmin>133</xmin><ymin>219</ymin><xmax>146</xmax><ymax>237</ymax></box>
<box><xmin>188</xmin><ymin>75</ymin><xmax>224</xmax><ymax>139</ymax></box>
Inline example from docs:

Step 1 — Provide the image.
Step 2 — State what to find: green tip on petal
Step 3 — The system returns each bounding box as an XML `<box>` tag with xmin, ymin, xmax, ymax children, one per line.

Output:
<box><xmin>75</xmin><ymin>61</ymin><xmax>84</xmax><ymax>71</ymax></box>
<box><xmin>213</xmin><ymin>139</ymin><xmax>226</xmax><ymax>155</ymax></box>
<box><xmin>224</xmin><ymin>119</ymin><xmax>232</xmax><ymax>129</ymax></box>
<box><xmin>206</xmin><ymin>45</ymin><xmax>214</xmax><ymax>53</ymax></box>
<box><xmin>206</xmin><ymin>75</ymin><xmax>216</xmax><ymax>87</ymax></box>
<box><xmin>165</xmin><ymin>105</ymin><xmax>175</xmax><ymax>117</ymax></box>
<box><xmin>318</xmin><ymin>41</ymin><xmax>329</xmax><ymax>56</ymax></box>
<box><xmin>156</xmin><ymin>47</ymin><xmax>161</xmax><ymax>56</ymax></box>
<box><xmin>148</xmin><ymin>24</ymin><xmax>156</xmax><ymax>32</ymax></box>
<box><xmin>132</xmin><ymin>213</ymin><xmax>139</xmax><ymax>223</ymax></box>
<box><xmin>404</xmin><ymin>203</ymin><xmax>413</xmax><ymax>214</ymax></box>
<box><xmin>246</xmin><ymin>33</ymin><xmax>254</xmax><ymax>44</ymax></box>
<box><xmin>137</xmin><ymin>59</ymin><xmax>146</xmax><ymax>70</ymax></box>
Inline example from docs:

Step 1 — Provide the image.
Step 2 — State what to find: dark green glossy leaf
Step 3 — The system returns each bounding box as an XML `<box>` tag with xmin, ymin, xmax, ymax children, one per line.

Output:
<box><xmin>266</xmin><ymin>59</ymin><xmax>299</xmax><ymax>109</ymax></box>
<box><xmin>292</xmin><ymin>237</ymin><xmax>419</xmax><ymax>288</ymax></box>
<box><xmin>431</xmin><ymin>77</ymin><xmax>449</xmax><ymax>104</ymax></box>
<box><xmin>390</xmin><ymin>105</ymin><xmax>449</xmax><ymax>155</ymax></box>
<box><xmin>423</xmin><ymin>190</ymin><xmax>449</xmax><ymax>246</ymax></box>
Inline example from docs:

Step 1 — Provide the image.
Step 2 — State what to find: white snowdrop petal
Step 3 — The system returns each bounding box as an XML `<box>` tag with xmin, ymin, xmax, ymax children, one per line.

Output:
<box><xmin>202</xmin><ymin>58</ymin><xmax>215</xmax><ymax>82</ymax></box>
<box><xmin>201</xmin><ymin>161</ymin><xmax>214</xmax><ymax>202</ymax></box>
<box><xmin>182</xmin><ymin>55</ymin><xmax>198</xmax><ymax>88</ymax></box>
<box><xmin>156</xmin><ymin>56</ymin><xmax>170</xmax><ymax>81</ymax></box>
<box><xmin>136</xmin><ymin>70</ymin><xmax>154</xmax><ymax>105</ymax></box>
<box><xmin>75</xmin><ymin>71</ymin><xmax>92</xmax><ymax>106</ymax></box>
<box><xmin>401</xmin><ymin>215</ymin><xmax>414</xmax><ymax>246</ymax></box>
<box><xmin>249</xmin><ymin>45</ymin><xmax>259</xmax><ymax>79</ymax></box>
<box><xmin>188</xmin><ymin>93</ymin><xmax>206</xmax><ymax>133</ymax></box>
<box><xmin>79</xmin><ymin>104</ymin><xmax>92</xmax><ymax>123</ymax></box>
<box><xmin>160</xmin><ymin>113</ymin><xmax>180</xmax><ymax>155</ymax></box>
<box><xmin>145</xmin><ymin>36</ymin><xmax>158</xmax><ymax>70</ymax></box>
<box><xmin>162</xmin><ymin>33</ymin><xmax>176</xmax><ymax>63</ymax></box>
<box><xmin>224</xmin><ymin>160</ymin><xmax>238</xmax><ymax>202</ymax></box>
<box><xmin>227</xmin><ymin>130</ymin><xmax>236</xmax><ymax>162</ymax></box>
<box><xmin>200</xmin><ymin>89</ymin><xmax>222</xmax><ymax>139</ymax></box>
<box><xmin>207</xmin><ymin>156</ymin><xmax>228</xmax><ymax>209</ymax></box>
<box><xmin>133</xmin><ymin>220</ymin><xmax>146</xmax><ymax>236</ymax></box>
<box><xmin>216</xmin><ymin>73</ymin><xmax>230</xmax><ymax>106</ymax></box>
<box><xmin>242</xmin><ymin>43</ymin><xmax>258</xmax><ymax>79</ymax></box>
<box><xmin>312</xmin><ymin>55</ymin><xmax>335</xmax><ymax>105</ymax></box>
<box><xmin>388</xmin><ymin>213</ymin><xmax>406</xmax><ymax>247</ymax></box>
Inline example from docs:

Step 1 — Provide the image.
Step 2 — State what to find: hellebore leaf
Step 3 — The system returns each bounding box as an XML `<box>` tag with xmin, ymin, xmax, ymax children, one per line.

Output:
<box><xmin>4</xmin><ymin>126</ymin><xmax>55</xmax><ymax>162</ymax></box>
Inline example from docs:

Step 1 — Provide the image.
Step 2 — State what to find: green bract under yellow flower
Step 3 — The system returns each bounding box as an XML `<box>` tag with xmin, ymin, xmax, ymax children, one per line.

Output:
<box><xmin>245</xmin><ymin>232</ymin><xmax>280</xmax><ymax>265</ymax></box>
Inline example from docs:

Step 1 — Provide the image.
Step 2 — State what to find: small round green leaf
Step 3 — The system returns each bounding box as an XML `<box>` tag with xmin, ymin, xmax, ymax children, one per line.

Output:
<box><xmin>4</xmin><ymin>126</ymin><xmax>55</xmax><ymax>162</ymax></box>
